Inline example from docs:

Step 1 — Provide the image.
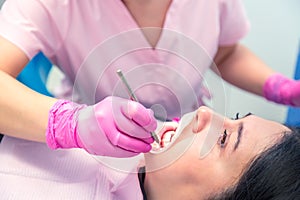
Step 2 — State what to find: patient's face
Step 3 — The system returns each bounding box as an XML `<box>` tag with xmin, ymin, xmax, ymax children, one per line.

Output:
<box><xmin>144</xmin><ymin>106</ymin><xmax>289</xmax><ymax>199</ymax></box>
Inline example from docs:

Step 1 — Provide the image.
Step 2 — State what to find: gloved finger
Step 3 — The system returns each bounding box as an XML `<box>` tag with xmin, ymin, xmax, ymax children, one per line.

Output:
<box><xmin>121</xmin><ymin>101</ymin><xmax>157</xmax><ymax>132</ymax></box>
<box><xmin>78</xmin><ymin>127</ymin><xmax>143</xmax><ymax>157</ymax></box>
<box><xmin>107</xmin><ymin>130</ymin><xmax>153</xmax><ymax>153</ymax></box>
<box><xmin>142</xmin><ymin>136</ymin><xmax>155</xmax><ymax>144</ymax></box>
<box><xmin>77</xmin><ymin>131</ymin><xmax>139</xmax><ymax>157</ymax></box>
<box><xmin>114</xmin><ymin>113</ymin><xmax>155</xmax><ymax>140</ymax></box>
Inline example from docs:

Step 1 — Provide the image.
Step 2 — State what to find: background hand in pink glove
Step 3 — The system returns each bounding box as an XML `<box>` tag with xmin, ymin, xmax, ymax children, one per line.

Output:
<box><xmin>46</xmin><ymin>96</ymin><xmax>157</xmax><ymax>157</ymax></box>
<box><xmin>263</xmin><ymin>73</ymin><xmax>300</xmax><ymax>106</ymax></box>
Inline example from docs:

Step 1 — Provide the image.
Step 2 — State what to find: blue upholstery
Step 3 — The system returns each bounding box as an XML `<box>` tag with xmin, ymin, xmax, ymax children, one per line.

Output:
<box><xmin>285</xmin><ymin>44</ymin><xmax>300</xmax><ymax>126</ymax></box>
<box><xmin>17</xmin><ymin>52</ymin><xmax>53</xmax><ymax>97</ymax></box>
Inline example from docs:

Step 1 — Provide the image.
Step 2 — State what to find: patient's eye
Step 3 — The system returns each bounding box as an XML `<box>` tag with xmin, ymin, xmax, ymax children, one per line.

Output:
<box><xmin>233</xmin><ymin>113</ymin><xmax>240</xmax><ymax>120</ymax></box>
<box><xmin>233</xmin><ymin>112</ymin><xmax>252</xmax><ymax>120</ymax></box>
<box><xmin>218</xmin><ymin>129</ymin><xmax>228</xmax><ymax>148</ymax></box>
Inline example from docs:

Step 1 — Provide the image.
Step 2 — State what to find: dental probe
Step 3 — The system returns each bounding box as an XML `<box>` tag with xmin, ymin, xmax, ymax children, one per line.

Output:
<box><xmin>116</xmin><ymin>69</ymin><xmax>161</xmax><ymax>145</ymax></box>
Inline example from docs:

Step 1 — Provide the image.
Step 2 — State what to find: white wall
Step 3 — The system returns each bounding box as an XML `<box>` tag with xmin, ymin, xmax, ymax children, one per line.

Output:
<box><xmin>223</xmin><ymin>0</ymin><xmax>300</xmax><ymax>122</ymax></box>
<box><xmin>0</xmin><ymin>0</ymin><xmax>4</xmax><ymax>8</ymax></box>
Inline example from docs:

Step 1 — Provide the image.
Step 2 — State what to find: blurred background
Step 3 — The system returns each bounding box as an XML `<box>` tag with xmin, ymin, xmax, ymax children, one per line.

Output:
<box><xmin>225</xmin><ymin>0</ymin><xmax>300</xmax><ymax>123</ymax></box>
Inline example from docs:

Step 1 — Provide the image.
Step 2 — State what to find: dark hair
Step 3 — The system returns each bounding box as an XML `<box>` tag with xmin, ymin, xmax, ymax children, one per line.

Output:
<box><xmin>210</xmin><ymin>128</ymin><xmax>300</xmax><ymax>200</ymax></box>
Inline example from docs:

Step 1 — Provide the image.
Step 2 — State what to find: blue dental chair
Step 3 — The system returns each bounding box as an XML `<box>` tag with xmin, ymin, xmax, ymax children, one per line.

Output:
<box><xmin>17</xmin><ymin>51</ymin><xmax>53</xmax><ymax>97</ymax></box>
<box><xmin>285</xmin><ymin>44</ymin><xmax>300</xmax><ymax>126</ymax></box>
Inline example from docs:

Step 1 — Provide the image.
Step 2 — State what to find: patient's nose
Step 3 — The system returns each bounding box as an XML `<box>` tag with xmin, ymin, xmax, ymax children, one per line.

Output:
<box><xmin>193</xmin><ymin>106</ymin><xmax>212</xmax><ymax>133</ymax></box>
<box><xmin>193</xmin><ymin>106</ymin><xmax>225</xmax><ymax>134</ymax></box>
<box><xmin>194</xmin><ymin>106</ymin><xmax>227</xmax><ymax>159</ymax></box>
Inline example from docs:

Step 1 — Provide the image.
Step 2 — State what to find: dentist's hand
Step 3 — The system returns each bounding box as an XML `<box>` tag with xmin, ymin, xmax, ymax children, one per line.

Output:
<box><xmin>46</xmin><ymin>96</ymin><xmax>157</xmax><ymax>157</ymax></box>
<box><xmin>263</xmin><ymin>73</ymin><xmax>300</xmax><ymax>106</ymax></box>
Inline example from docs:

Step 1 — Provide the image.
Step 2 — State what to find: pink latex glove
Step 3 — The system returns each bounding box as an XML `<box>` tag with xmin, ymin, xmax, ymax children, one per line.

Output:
<box><xmin>263</xmin><ymin>73</ymin><xmax>300</xmax><ymax>106</ymax></box>
<box><xmin>46</xmin><ymin>96</ymin><xmax>157</xmax><ymax>157</ymax></box>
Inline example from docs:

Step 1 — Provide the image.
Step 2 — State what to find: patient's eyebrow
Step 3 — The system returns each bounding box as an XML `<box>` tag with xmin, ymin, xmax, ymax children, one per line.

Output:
<box><xmin>233</xmin><ymin>123</ymin><xmax>243</xmax><ymax>151</ymax></box>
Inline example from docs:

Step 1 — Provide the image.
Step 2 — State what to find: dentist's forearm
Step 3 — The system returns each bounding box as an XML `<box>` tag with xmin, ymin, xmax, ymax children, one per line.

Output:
<box><xmin>0</xmin><ymin>70</ymin><xmax>57</xmax><ymax>142</ymax></box>
<box><xmin>214</xmin><ymin>44</ymin><xmax>274</xmax><ymax>96</ymax></box>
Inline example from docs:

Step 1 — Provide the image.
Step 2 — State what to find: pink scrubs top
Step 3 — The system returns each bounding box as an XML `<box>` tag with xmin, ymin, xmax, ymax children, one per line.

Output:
<box><xmin>0</xmin><ymin>0</ymin><xmax>249</xmax><ymax>199</ymax></box>
<box><xmin>0</xmin><ymin>0</ymin><xmax>249</xmax><ymax>119</ymax></box>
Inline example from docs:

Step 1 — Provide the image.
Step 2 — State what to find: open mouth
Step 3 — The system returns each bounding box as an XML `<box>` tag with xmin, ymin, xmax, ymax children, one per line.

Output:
<box><xmin>150</xmin><ymin>122</ymin><xmax>178</xmax><ymax>153</ymax></box>
<box><xmin>150</xmin><ymin>110</ymin><xmax>197</xmax><ymax>154</ymax></box>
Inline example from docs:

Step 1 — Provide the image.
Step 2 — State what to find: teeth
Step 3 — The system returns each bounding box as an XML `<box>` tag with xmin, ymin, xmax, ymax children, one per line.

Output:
<box><xmin>161</xmin><ymin>131</ymin><xmax>175</xmax><ymax>147</ymax></box>
<box><xmin>151</xmin><ymin>141</ymin><xmax>162</xmax><ymax>151</ymax></box>
<box><xmin>150</xmin><ymin>130</ymin><xmax>177</xmax><ymax>153</ymax></box>
<box><xmin>150</xmin><ymin>121</ymin><xmax>178</xmax><ymax>152</ymax></box>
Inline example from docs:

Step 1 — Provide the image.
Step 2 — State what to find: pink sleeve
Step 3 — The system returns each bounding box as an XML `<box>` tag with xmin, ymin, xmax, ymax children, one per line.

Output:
<box><xmin>0</xmin><ymin>0</ymin><xmax>62</xmax><ymax>59</ymax></box>
<box><xmin>218</xmin><ymin>0</ymin><xmax>251</xmax><ymax>46</ymax></box>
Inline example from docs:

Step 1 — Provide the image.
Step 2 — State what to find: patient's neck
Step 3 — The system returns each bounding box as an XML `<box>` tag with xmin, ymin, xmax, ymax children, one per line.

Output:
<box><xmin>144</xmin><ymin>170</ymin><xmax>175</xmax><ymax>200</ymax></box>
<box><xmin>143</xmin><ymin>167</ymin><xmax>200</xmax><ymax>200</ymax></box>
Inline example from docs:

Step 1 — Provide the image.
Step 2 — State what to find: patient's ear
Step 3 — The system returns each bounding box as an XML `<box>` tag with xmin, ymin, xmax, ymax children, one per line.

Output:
<box><xmin>192</xmin><ymin>107</ymin><xmax>211</xmax><ymax>133</ymax></box>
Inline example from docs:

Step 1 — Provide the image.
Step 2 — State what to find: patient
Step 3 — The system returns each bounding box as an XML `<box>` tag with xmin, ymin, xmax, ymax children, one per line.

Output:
<box><xmin>0</xmin><ymin>106</ymin><xmax>299</xmax><ymax>199</ymax></box>
<box><xmin>139</xmin><ymin>106</ymin><xmax>300</xmax><ymax>200</ymax></box>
